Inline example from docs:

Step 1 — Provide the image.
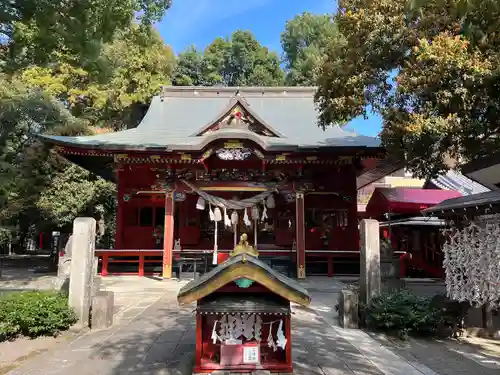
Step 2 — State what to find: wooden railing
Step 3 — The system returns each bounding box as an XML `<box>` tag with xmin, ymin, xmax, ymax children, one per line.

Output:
<box><xmin>94</xmin><ymin>249</ymin><xmax>368</xmax><ymax>277</ymax></box>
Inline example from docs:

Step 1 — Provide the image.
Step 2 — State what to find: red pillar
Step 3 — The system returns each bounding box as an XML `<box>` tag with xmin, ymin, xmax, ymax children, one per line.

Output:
<box><xmin>101</xmin><ymin>255</ymin><xmax>109</xmax><ymax>276</ymax></box>
<box><xmin>138</xmin><ymin>255</ymin><xmax>145</xmax><ymax>277</ymax></box>
<box><xmin>296</xmin><ymin>191</ymin><xmax>306</xmax><ymax>279</ymax></box>
<box><xmin>115</xmin><ymin>169</ymin><xmax>124</xmax><ymax>249</ymax></box>
<box><xmin>195</xmin><ymin>313</ymin><xmax>202</xmax><ymax>371</ymax></box>
<box><xmin>162</xmin><ymin>190</ymin><xmax>175</xmax><ymax>279</ymax></box>
<box><xmin>285</xmin><ymin>316</ymin><xmax>293</xmax><ymax>371</ymax></box>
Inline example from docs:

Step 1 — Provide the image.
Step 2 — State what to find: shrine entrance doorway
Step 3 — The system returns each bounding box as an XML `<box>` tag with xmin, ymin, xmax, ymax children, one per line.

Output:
<box><xmin>193</xmin><ymin>190</ymin><xmax>280</xmax><ymax>252</ymax></box>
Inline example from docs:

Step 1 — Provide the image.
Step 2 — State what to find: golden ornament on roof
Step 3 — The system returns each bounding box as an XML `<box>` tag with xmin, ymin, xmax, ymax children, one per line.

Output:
<box><xmin>231</xmin><ymin>233</ymin><xmax>259</xmax><ymax>257</ymax></box>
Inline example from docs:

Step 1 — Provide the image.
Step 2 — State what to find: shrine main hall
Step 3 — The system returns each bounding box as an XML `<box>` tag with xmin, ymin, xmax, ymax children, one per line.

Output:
<box><xmin>40</xmin><ymin>86</ymin><xmax>397</xmax><ymax>278</ymax></box>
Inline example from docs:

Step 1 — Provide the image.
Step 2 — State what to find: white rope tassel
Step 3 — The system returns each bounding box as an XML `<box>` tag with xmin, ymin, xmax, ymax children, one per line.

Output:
<box><xmin>243</xmin><ymin>208</ymin><xmax>251</xmax><ymax>227</ymax></box>
<box><xmin>209</xmin><ymin>203</ymin><xmax>215</xmax><ymax>221</ymax></box>
<box><xmin>211</xmin><ymin>320</ymin><xmax>220</xmax><ymax>344</ymax></box>
<box><xmin>251</xmin><ymin>206</ymin><xmax>260</xmax><ymax>221</ymax></box>
<box><xmin>224</xmin><ymin>207</ymin><xmax>231</xmax><ymax>228</ymax></box>
<box><xmin>231</xmin><ymin>211</ymin><xmax>239</xmax><ymax>248</ymax></box>
<box><xmin>267</xmin><ymin>321</ymin><xmax>277</xmax><ymax>351</ymax></box>
<box><xmin>261</xmin><ymin>204</ymin><xmax>268</xmax><ymax>222</ymax></box>
<box><xmin>276</xmin><ymin>319</ymin><xmax>287</xmax><ymax>350</ymax></box>
<box><xmin>213</xmin><ymin>220</ymin><xmax>218</xmax><ymax>265</ymax></box>
<box><xmin>231</xmin><ymin>211</ymin><xmax>239</xmax><ymax>225</ymax></box>
<box><xmin>214</xmin><ymin>207</ymin><xmax>222</xmax><ymax>222</ymax></box>
<box><xmin>196</xmin><ymin>196</ymin><xmax>205</xmax><ymax>210</ymax></box>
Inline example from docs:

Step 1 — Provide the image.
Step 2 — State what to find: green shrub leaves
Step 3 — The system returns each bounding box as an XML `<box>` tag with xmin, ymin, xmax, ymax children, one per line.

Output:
<box><xmin>365</xmin><ymin>289</ymin><xmax>442</xmax><ymax>340</ymax></box>
<box><xmin>0</xmin><ymin>290</ymin><xmax>76</xmax><ymax>341</ymax></box>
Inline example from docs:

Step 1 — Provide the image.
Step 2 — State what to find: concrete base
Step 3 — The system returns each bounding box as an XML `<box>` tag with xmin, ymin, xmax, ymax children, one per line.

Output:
<box><xmin>339</xmin><ymin>289</ymin><xmax>359</xmax><ymax>329</ymax></box>
<box><xmin>91</xmin><ymin>291</ymin><xmax>114</xmax><ymax>330</ymax></box>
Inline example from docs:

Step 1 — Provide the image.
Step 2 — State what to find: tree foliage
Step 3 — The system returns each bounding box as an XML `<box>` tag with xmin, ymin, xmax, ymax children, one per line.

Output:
<box><xmin>173</xmin><ymin>30</ymin><xmax>284</xmax><ymax>87</ymax></box>
<box><xmin>18</xmin><ymin>26</ymin><xmax>175</xmax><ymax>130</ymax></box>
<box><xmin>0</xmin><ymin>75</ymin><xmax>115</xmax><ymax>245</ymax></box>
<box><xmin>281</xmin><ymin>12</ymin><xmax>340</xmax><ymax>86</ymax></box>
<box><xmin>1</xmin><ymin>0</ymin><xmax>173</xmax><ymax>69</ymax></box>
<box><xmin>315</xmin><ymin>0</ymin><xmax>500</xmax><ymax>177</ymax></box>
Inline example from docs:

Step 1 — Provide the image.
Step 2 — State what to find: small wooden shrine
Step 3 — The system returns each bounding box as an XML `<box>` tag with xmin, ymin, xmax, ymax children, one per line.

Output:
<box><xmin>178</xmin><ymin>234</ymin><xmax>311</xmax><ymax>373</ymax></box>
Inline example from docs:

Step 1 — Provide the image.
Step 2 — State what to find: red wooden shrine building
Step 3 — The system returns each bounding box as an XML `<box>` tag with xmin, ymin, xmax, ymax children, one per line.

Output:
<box><xmin>39</xmin><ymin>86</ymin><xmax>399</xmax><ymax>278</ymax></box>
<box><xmin>365</xmin><ymin>187</ymin><xmax>462</xmax><ymax>277</ymax></box>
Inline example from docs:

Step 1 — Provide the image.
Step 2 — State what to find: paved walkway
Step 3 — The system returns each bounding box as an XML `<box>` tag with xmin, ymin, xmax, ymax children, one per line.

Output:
<box><xmin>3</xmin><ymin>277</ymin><xmax>500</xmax><ymax>375</ymax></box>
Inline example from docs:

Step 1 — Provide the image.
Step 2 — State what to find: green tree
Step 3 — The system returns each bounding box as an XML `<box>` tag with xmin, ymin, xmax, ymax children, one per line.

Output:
<box><xmin>172</xmin><ymin>46</ymin><xmax>208</xmax><ymax>86</ymax></box>
<box><xmin>0</xmin><ymin>76</ymin><xmax>115</xmax><ymax>247</ymax></box>
<box><xmin>315</xmin><ymin>0</ymin><xmax>500</xmax><ymax>177</ymax></box>
<box><xmin>1</xmin><ymin>0</ymin><xmax>173</xmax><ymax>69</ymax></box>
<box><xmin>281</xmin><ymin>12</ymin><xmax>340</xmax><ymax>86</ymax></box>
<box><xmin>173</xmin><ymin>30</ymin><xmax>284</xmax><ymax>87</ymax></box>
<box><xmin>18</xmin><ymin>26</ymin><xmax>176</xmax><ymax>130</ymax></box>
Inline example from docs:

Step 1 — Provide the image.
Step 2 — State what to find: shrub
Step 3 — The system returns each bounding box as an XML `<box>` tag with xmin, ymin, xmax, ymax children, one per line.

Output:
<box><xmin>0</xmin><ymin>290</ymin><xmax>77</xmax><ymax>341</ymax></box>
<box><xmin>365</xmin><ymin>289</ymin><xmax>442</xmax><ymax>340</ymax></box>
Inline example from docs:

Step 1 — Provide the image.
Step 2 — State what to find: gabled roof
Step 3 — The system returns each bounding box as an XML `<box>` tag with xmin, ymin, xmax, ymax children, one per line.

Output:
<box><xmin>193</xmin><ymin>97</ymin><xmax>284</xmax><ymax>137</ymax></box>
<box><xmin>366</xmin><ymin>187</ymin><xmax>462</xmax><ymax>217</ymax></box>
<box><xmin>39</xmin><ymin>86</ymin><xmax>382</xmax><ymax>152</ymax></box>
<box><xmin>177</xmin><ymin>253</ymin><xmax>311</xmax><ymax>306</ymax></box>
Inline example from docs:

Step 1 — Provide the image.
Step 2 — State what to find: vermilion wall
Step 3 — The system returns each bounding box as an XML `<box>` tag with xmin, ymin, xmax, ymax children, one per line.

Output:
<box><xmin>115</xmin><ymin>164</ymin><xmax>359</xmax><ymax>252</ymax></box>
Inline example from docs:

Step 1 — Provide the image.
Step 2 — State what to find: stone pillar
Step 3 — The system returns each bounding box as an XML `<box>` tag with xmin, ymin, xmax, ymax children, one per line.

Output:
<box><xmin>162</xmin><ymin>190</ymin><xmax>175</xmax><ymax>279</ymax></box>
<box><xmin>69</xmin><ymin>217</ymin><xmax>96</xmax><ymax>329</ymax></box>
<box><xmin>295</xmin><ymin>191</ymin><xmax>306</xmax><ymax>279</ymax></box>
<box><xmin>359</xmin><ymin>219</ymin><xmax>381</xmax><ymax>306</ymax></box>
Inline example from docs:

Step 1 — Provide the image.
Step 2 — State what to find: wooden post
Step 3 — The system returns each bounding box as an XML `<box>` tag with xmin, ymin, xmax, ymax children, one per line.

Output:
<box><xmin>138</xmin><ymin>255</ymin><xmax>145</xmax><ymax>276</ymax></box>
<box><xmin>162</xmin><ymin>191</ymin><xmax>175</xmax><ymax>279</ymax></box>
<box><xmin>115</xmin><ymin>169</ymin><xmax>124</xmax><ymax>249</ymax></box>
<box><xmin>285</xmin><ymin>315</ymin><xmax>292</xmax><ymax>370</ymax></box>
<box><xmin>195</xmin><ymin>313</ymin><xmax>203</xmax><ymax>371</ymax></box>
<box><xmin>327</xmin><ymin>255</ymin><xmax>334</xmax><ymax>277</ymax></box>
<box><xmin>296</xmin><ymin>191</ymin><xmax>306</xmax><ymax>279</ymax></box>
<box><xmin>101</xmin><ymin>255</ymin><xmax>109</xmax><ymax>277</ymax></box>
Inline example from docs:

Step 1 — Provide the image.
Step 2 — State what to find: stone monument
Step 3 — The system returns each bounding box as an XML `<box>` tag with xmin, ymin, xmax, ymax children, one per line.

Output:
<box><xmin>359</xmin><ymin>219</ymin><xmax>381</xmax><ymax>306</ymax></box>
<box><xmin>68</xmin><ymin>217</ymin><xmax>97</xmax><ymax>329</ymax></box>
<box><xmin>380</xmin><ymin>237</ymin><xmax>403</xmax><ymax>291</ymax></box>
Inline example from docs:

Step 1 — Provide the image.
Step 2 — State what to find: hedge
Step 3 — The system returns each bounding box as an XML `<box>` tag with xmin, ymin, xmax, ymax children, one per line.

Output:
<box><xmin>365</xmin><ymin>289</ymin><xmax>443</xmax><ymax>340</ymax></box>
<box><xmin>0</xmin><ymin>290</ymin><xmax>77</xmax><ymax>341</ymax></box>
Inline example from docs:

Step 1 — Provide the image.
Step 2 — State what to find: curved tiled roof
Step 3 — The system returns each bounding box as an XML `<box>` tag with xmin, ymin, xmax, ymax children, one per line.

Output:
<box><xmin>39</xmin><ymin>86</ymin><xmax>381</xmax><ymax>152</ymax></box>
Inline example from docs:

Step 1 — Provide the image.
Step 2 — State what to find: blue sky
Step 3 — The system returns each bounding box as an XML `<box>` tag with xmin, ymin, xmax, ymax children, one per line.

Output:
<box><xmin>155</xmin><ymin>0</ymin><xmax>382</xmax><ymax>137</ymax></box>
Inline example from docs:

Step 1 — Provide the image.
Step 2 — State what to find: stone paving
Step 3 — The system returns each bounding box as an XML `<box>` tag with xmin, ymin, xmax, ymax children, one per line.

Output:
<box><xmin>2</xmin><ymin>276</ymin><xmax>500</xmax><ymax>375</ymax></box>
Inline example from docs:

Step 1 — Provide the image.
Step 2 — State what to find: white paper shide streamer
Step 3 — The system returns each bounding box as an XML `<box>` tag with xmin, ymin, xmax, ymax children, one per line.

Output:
<box><xmin>442</xmin><ymin>215</ymin><xmax>500</xmax><ymax>308</ymax></box>
<box><xmin>210</xmin><ymin>314</ymin><xmax>287</xmax><ymax>350</ymax></box>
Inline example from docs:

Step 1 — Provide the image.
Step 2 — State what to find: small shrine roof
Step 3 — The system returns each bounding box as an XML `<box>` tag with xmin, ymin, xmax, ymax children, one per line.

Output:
<box><xmin>39</xmin><ymin>86</ymin><xmax>381</xmax><ymax>152</ymax></box>
<box><xmin>177</xmin><ymin>253</ymin><xmax>310</xmax><ymax>307</ymax></box>
<box><xmin>423</xmin><ymin>190</ymin><xmax>500</xmax><ymax>216</ymax></box>
<box><xmin>366</xmin><ymin>187</ymin><xmax>462</xmax><ymax>217</ymax></box>
<box><xmin>197</xmin><ymin>293</ymin><xmax>290</xmax><ymax>315</ymax></box>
